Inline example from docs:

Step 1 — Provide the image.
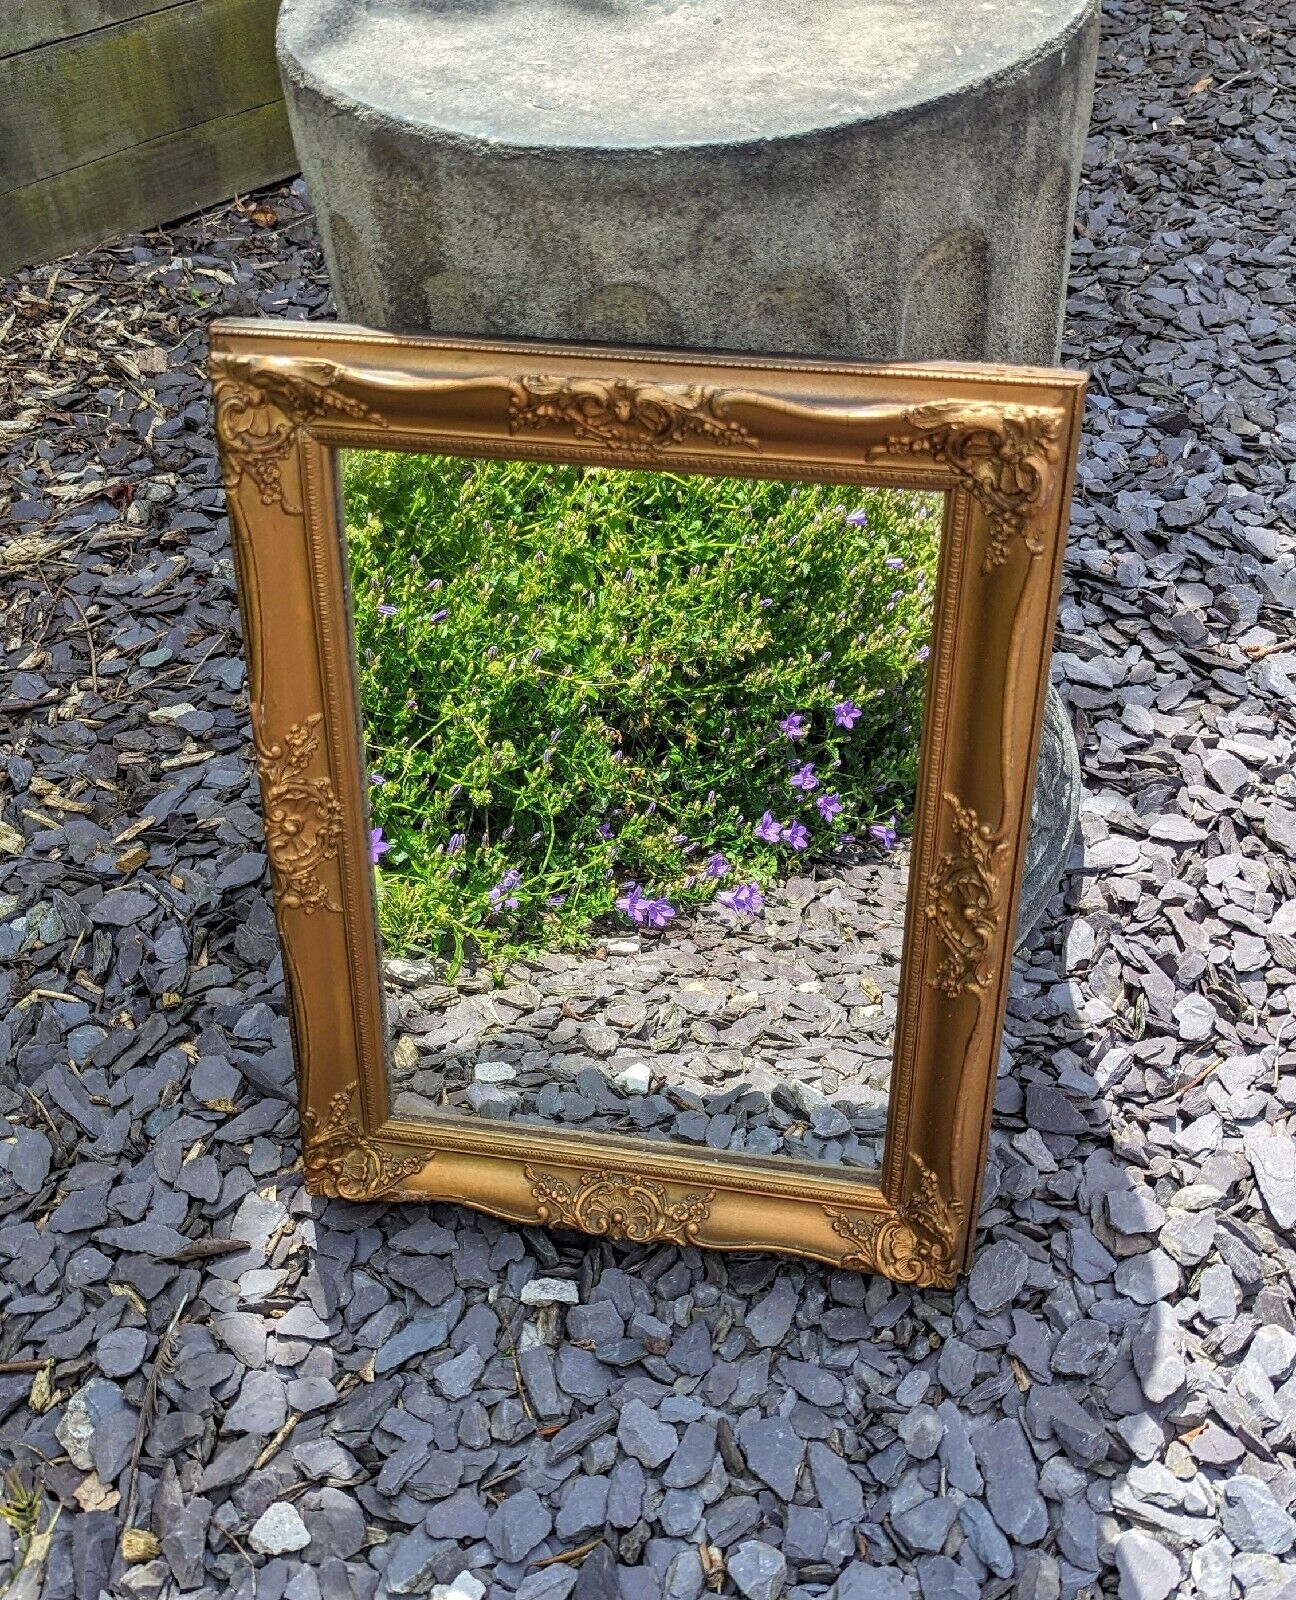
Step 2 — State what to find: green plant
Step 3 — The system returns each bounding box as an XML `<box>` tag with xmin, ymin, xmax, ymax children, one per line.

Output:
<box><xmin>345</xmin><ymin>451</ymin><xmax>939</xmax><ymax>969</ymax></box>
<box><xmin>0</xmin><ymin>1466</ymin><xmax>57</xmax><ymax>1597</ymax></box>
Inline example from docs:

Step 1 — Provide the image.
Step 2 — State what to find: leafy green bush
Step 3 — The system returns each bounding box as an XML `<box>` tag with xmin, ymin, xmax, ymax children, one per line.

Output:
<box><xmin>345</xmin><ymin>451</ymin><xmax>939</xmax><ymax>966</ymax></box>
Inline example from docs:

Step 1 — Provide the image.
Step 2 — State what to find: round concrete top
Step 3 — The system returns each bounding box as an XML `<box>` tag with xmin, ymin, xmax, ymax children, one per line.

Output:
<box><xmin>279</xmin><ymin>0</ymin><xmax>1095</xmax><ymax>149</ymax></box>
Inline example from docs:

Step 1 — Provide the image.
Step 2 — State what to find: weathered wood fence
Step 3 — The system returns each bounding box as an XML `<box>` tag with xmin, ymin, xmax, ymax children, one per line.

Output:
<box><xmin>0</xmin><ymin>0</ymin><xmax>297</xmax><ymax>275</ymax></box>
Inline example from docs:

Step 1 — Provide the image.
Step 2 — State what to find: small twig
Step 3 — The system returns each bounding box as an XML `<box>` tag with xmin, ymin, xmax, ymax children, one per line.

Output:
<box><xmin>479</xmin><ymin>1463</ymin><xmax>523</xmax><ymax>1496</ymax></box>
<box><xmin>1175</xmin><ymin>1056</ymin><xmax>1221</xmax><ymax>1097</ymax></box>
<box><xmin>61</xmin><ymin>590</ymin><xmax>100</xmax><ymax>696</ymax></box>
<box><xmin>0</xmin><ymin>1361</ymin><xmax>46</xmax><ymax>1376</ymax></box>
<box><xmin>530</xmin><ymin>1536</ymin><xmax>603</xmax><ymax>1570</ymax></box>
<box><xmin>253</xmin><ymin>1413</ymin><xmax>300</xmax><ymax>1470</ymax></box>
<box><xmin>166</xmin><ymin>1239</ymin><xmax>248</xmax><ymax>1264</ymax></box>
<box><xmin>502</xmin><ymin>1307</ymin><xmax>537</xmax><ymax>1423</ymax></box>
<box><xmin>208</xmin><ymin>1520</ymin><xmax>256</xmax><ymax>1575</ymax></box>
<box><xmin>61</xmin><ymin>928</ymin><xmax>85</xmax><ymax>979</ymax></box>
<box><xmin>1241</xmin><ymin>636</ymin><xmax>1294</xmax><ymax>660</ymax></box>
<box><xmin>120</xmin><ymin>1294</ymin><xmax>187</xmax><ymax>1538</ymax></box>
<box><xmin>181</xmin><ymin>638</ymin><xmax>222</xmax><ymax>688</ymax></box>
<box><xmin>21</xmin><ymin>1089</ymin><xmax>68</xmax><ymax>1159</ymax></box>
<box><xmin>18</xmin><ymin>989</ymin><xmax>81</xmax><ymax>1008</ymax></box>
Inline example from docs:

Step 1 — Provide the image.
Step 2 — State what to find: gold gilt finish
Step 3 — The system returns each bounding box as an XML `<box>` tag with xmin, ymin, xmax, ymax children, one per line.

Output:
<box><xmin>209</xmin><ymin>320</ymin><xmax>1085</xmax><ymax>1282</ymax></box>
<box><xmin>925</xmin><ymin>795</ymin><xmax>1009</xmax><ymax>1000</ymax></box>
<box><xmin>301</xmin><ymin>1090</ymin><xmax>426</xmax><ymax>1202</ymax></box>
<box><xmin>253</xmin><ymin>717</ymin><xmax>343</xmax><ymax>915</ymax></box>
<box><xmin>527</xmin><ymin>1167</ymin><xmax>717</xmax><ymax>1248</ymax></box>
<box><xmin>881</xmin><ymin>402</ymin><xmax>1064</xmax><ymax>571</ymax></box>
<box><xmin>825</xmin><ymin>1156</ymin><xmax>962</xmax><ymax>1287</ymax></box>
<box><xmin>507</xmin><ymin>374</ymin><xmax>759</xmax><ymax>455</ymax></box>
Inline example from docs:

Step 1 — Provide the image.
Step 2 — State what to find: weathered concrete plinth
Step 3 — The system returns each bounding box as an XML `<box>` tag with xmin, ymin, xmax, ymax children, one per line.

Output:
<box><xmin>277</xmin><ymin>0</ymin><xmax>1097</xmax><ymax>938</ymax></box>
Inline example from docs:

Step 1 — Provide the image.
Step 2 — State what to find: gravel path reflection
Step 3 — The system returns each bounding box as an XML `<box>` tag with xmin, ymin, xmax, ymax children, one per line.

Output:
<box><xmin>388</xmin><ymin>846</ymin><xmax>908</xmax><ymax>1170</ymax></box>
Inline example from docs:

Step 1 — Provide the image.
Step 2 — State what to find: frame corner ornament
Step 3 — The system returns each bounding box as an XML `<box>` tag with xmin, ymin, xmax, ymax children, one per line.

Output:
<box><xmin>255</xmin><ymin>715</ymin><xmax>344</xmax><ymax>914</ymax></box>
<box><xmin>211</xmin><ymin>351</ymin><xmax>385</xmax><ymax>510</ymax></box>
<box><xmin>824</xmin><ymin>1156</ymin><xmax>961</xmax><ymax>1286</ymax></box>
<box><xmin>507</xmin><ymin>374</ymin><xmax>758</xmax><ymax>457</ymax></box>
<box><xmin>887</xmin><ymin>401</ymin><xmax>1063</xmax><ymax>572</ymax></box>
<box><xmin>924</xmin><ymin>793</ymin><xmax>1007</xmax><ymax>999</ymax></box>
<box><xmin>302</xmin><ymin>1090</ymin><xmax>427</xmax><ymax>1201</ymax></box>
<box><xmin>525</xmin><ymin>1165</ymin><xmax>715</xmax><ymax>1247</ymax></box>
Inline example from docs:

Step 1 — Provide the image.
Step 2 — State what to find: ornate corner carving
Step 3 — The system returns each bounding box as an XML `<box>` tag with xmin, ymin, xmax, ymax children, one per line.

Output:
<box><xmin>211</xmin><ymin>353</ymin><xmax>385</xmax><ymax>511</ymax></box>
<box><xmin>255</xmin><ymin>715</ymin><xmax>344</xmax><ymax>914</ymax></box>
<box><xmin>525</xmin><ymin>1166</ymin><xmax>715</xmax><ymax>1246</ymax></box>
<box><xmin>302</xmin><ymin>1090</ymin><xmax>427</xmax><ymax>1200</ymax></box>
<box><xmin>924</xmin><ymin>793</ymin><xmax>1007</xmax><ymax>998</ymax></box>
<box><xmin>824</xmin><ymin>1156</ymin><xmax>960</xmax><ymax>1286</ymax></box>
<box><xmin>880</xmin><ymin>402</ymin><xmax>1062</xmax><ymax>571</ymax></box>
<box><xmin>507</xmin><ymin>375</ymin><xmax>758</xmax><ymax>457</ymax></box>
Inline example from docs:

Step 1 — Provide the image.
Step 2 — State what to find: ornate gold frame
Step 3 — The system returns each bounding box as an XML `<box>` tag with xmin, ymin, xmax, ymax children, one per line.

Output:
<box><xmin>209</xmin><ymin>320</ymin><xmax>1085</xmax><ymax>1287</ymax></box>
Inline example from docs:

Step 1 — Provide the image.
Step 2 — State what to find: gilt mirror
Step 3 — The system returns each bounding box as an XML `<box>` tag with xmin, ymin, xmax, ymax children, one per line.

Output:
<box><xmin>210</xmin><ymin>322</ymin><xmax>1084</xmax><ymax>1286</ymax></box>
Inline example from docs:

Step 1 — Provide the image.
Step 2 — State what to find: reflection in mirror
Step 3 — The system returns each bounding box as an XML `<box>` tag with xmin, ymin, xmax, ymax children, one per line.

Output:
<box><xmin>343</xmin><ymin>453</ymin><xmax>941</xmax><ymax>1172</ymax></box>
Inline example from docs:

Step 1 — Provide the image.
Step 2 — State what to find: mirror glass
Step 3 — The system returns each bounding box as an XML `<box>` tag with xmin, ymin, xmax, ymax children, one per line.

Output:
<box><xmin>342</xmin><ymin>451</ymin><xmax>942</xmax><ymax>1173</ymax></box>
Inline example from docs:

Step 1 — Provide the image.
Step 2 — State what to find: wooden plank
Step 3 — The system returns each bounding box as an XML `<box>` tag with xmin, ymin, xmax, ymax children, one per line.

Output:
<box><xmin>1</xmin><ymin>98</ymin><xmax>298</xmax><ymax>275</ymax></box>
<box><xmin>0</xmin><ymin>1</ymin><xmax>184</xmax><ymax>59</ymax></box>
<box><xmin>0</xmin><ymin>0</ymin><xmax>285</xmax><ymax>192</ymax></box>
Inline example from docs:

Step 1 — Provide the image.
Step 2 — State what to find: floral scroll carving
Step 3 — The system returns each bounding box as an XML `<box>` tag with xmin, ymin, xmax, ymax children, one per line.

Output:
<box><xmin>526</xmin><ymin>1166</ymin><xmax>715</xmax><ymax>1246</ymax></box>
<box><xmin>824</xmin><ymin>1156</ymin><xmax>961</xmax><ymax>1287</ymax></box>
<box><xmin>507</xmin><ymin>375</ymin><xmax>758</xmax><ymax>457</ymax></box>
<box><xmin>255</xmin><ymin>715</ymin><xmax>344</xmax><ymax>914</ymax></box>
<box><xmin>302</xmin><ymin>1090</ymin><xmax>427</xmax><ymax>1201</ymax></box>
<box><xmin>882</xmin><ymin>402</ymin><xmax>1062</xmax><ymax>571</ymax></box>
<box><xmin>211</xmin><ymin>354</ymin><xmax>385</xmax><ymax>511</ymax></box>
<box><xmin>925</xmin><ymin>794</ymin><xmax>1007</xmax><ymax>999</ymax></box>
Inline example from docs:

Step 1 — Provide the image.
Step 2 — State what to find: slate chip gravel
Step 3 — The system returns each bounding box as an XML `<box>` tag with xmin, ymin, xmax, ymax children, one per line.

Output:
<box><xmin>1</xmin><ymin>0</ymin><xmax>1295</xmax><ymax>1595</ymax></box>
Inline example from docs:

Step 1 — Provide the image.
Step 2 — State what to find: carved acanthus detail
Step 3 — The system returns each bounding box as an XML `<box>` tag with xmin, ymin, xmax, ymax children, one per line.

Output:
<box><xmin>302</xmin><ymin>1090</ymin><xmax>427</xmax><ymax>1201</ymax></box>
<box><xmin>881</xmin><ymin>403</ymin><xmax>1062</xmax><ymax>571</ymax></box>
<box><xmin>824</xmin><ymin>1156</ymin><xmax>960</xmax><ymax>1286</ymax></box>
<box><xmin>924</xmin><ymin>794</ymin><xmax>1006</xmax><ymax>998</ymax></box>
<box><xmin>255</xmin><ymin>715</ymin><xmax>343</xmax><ymax>914</ymax></box>
<box><xmin>211</xmin><ymin>354</ymin><xmax>385</xmax><ymax>510</ymax></box>
<box><xmin>526</xmin><ymin>1166</ymin><xmax>715</xmax><ymax>1246</ymax></box>
<box><xmin>507</xmin><ymin>375</ymin><xmax>758</xmax><ymax>457</ymax></box>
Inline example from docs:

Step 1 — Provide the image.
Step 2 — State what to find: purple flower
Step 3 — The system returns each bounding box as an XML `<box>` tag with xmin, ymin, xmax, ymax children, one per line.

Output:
<box><xmin>845</xmin><ymin>508</ymin><xmax>870</xmax><ymax>527</ymax></box>
<box><xmin>446</xmin><ymin>832</ymin><xmax>466</xmax><ymax>856</ymax></box>
<box><xmin>884</xmin><ymin>556</ymin><xmax>904</xmax><ymax>571</ymax></box>
<box><xmin>754</xmin><ymin>811</ymin><xmax>783</xmax><ymax>844</ymax></box>
<box><xmin>430</xmin><ymin>608</ymin><xmax>449</xmax><ymax>625</ymax></box>
<box><xmin>376</xmin><ymin>603</ymin><xmax>398</xmax><ymax>617</ymax></box>
<box><xmin>547</xmin><ymin>893</ymin><xmax>568</xmax><ymax>908</ymax></box>
<box><xmin>916</xmin><ymin>643</ymin><xmax>930</xmax><ymax>664</ymax></box>
<box><xmin>790</xmin><ymin>762</ymin><xmax>819</xmax><ymax>793</ymax></box>
<box><xmin>643</xmin><ymin>897</ymin><xmax>676</xmax><ymax>930</ymax></box>
<box><xmin>369</xmin><ymin>827</ymin><xmax>390</xmax><ymax>866</ymax></box>
<box><xmin>597</xmin><ymin>822</ymin><xmax>614</xmax><ymax>840</ymax></box>
<box><xmin>817</xmin><ymin>792</ymin><xmax>843</xmax><ymax>822</ymax></box>
<box><xmin>616</xmin><ymin>883</ymin><xmax>648</xmax><ymax>923</ymax></box>
<box><xmin>833</xmin><ymin>699</ymin><xmax>861</xmax><ymax>729</ymax></box>
<box><xmin>489</xmin><ymin>867</ymin><xmax>522</xmax><ymax>911</ymax></box>
<box><xmin>869</xmin><ymin>817</ymin><xmax>899</xmax><ymax>851</ymax></box>
<box><xmin>779</xmin><ymin>712</ymin><xmax>808</xmax><ymax>740</ymax></box>
<box><xmin>369</xmin><ymin>772</ymin><xmax>387</xmax><ymax>786</ymax></box>
<box><xmin>704</xmin><ymin>852</ymin><xmax>729</xmax><ymax>879</ymax></box>
<box><xmin>616</xmin><ymin>884</ymin><xmax>675</xmax><ymax>929</ymax></box>
<box><xmin>782</xmin><ymin>821</ymin><xmax>810</xmax><ymax>851</ymax></box>
<box><xmin>718</xmin><ymin>882</ymin><xmax>765</xmax><ymax>916</ymax></box>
